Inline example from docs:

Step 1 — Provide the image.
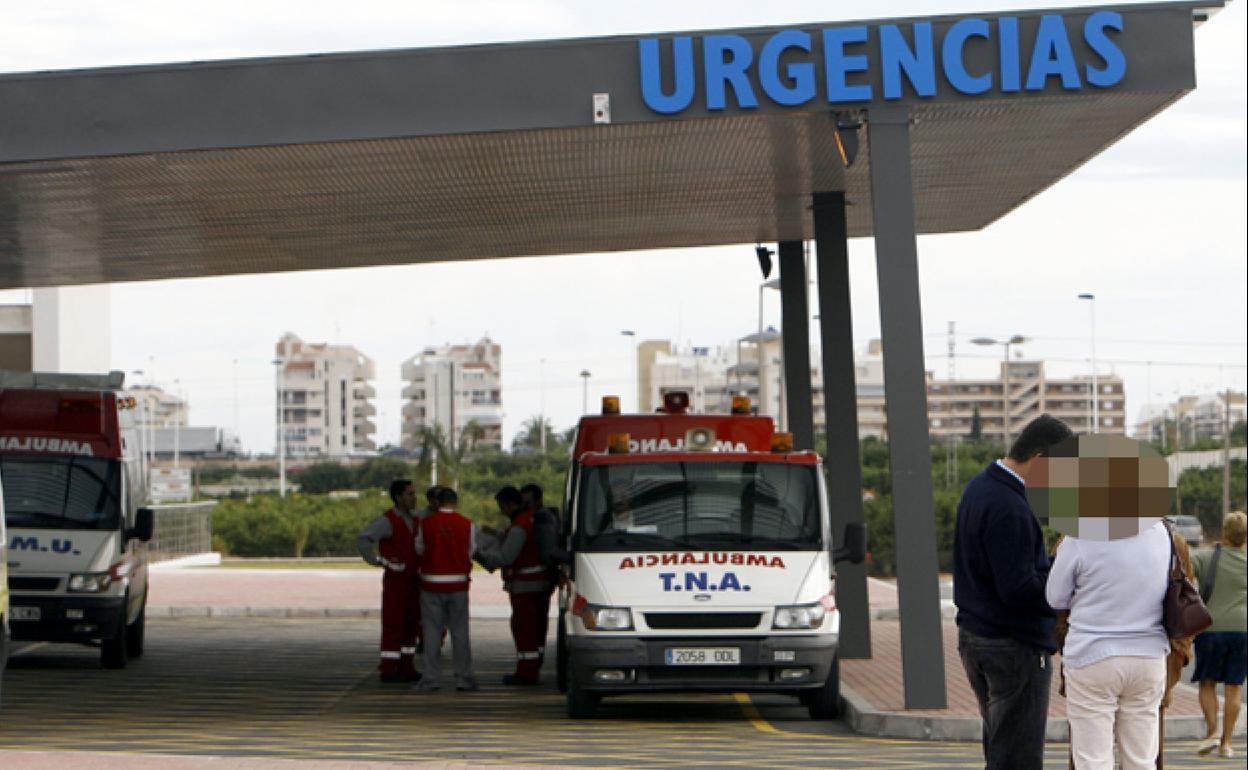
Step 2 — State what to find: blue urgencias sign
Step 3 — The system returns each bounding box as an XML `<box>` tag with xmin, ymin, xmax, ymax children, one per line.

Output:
<box><xmin>639</xmin><ymin>12</ymin><xmax>1126</xmax><ymax>113</ymax></box>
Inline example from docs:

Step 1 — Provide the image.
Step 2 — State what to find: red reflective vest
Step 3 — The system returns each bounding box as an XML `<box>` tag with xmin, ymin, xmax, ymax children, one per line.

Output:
<box><xmin>502</xmin><ymin>508</ymin><xmax>546</xmax><ymax>584</ymax></box>
<box><xmin>378</xmin><ymin>509</ymin><xmax>420</xmax><ymax>571</ymax></box>
<box><xmin>420</xmin><ymin>509</ymin><xmax>473</xmax><ymax>592</ymax></box>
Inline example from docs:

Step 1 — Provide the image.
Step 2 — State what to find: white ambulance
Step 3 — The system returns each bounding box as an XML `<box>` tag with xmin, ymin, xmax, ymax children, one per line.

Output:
<box><xmin>557</xmin><ymin>393</ymin><xmax>865</xmax><ymax>719</ymax></box>
<box><xmin>1</xmin><ymin>469</ymin><xmax>8</xmax><ymax>697</ymax></box>
<box><xmin>0</xmin><ymin>371</ymin><xmax>153</xmax><ymax>669</ymax></box>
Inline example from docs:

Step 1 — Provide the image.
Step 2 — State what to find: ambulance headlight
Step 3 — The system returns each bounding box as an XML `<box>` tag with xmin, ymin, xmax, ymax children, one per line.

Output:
<box><xmin>582</xmin><ymin>604</ymin><xmax>634</xmax><ymax>631</ymax></box>
<box><xmin>772</xmin><ymin>603</ymin><xmax>826</xmax><ymax>630</ymax></box>
<box><xmin>67</xmin><ymin>572</ymin><xmax>113</xmax><ymax>593</ymax></box>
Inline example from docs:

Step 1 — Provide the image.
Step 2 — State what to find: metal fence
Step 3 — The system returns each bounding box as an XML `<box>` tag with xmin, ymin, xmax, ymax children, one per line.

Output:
<box><xmin>148</xmin><ymin>502</ymin><xmax>217</xmax><ymax>560</ymax></box>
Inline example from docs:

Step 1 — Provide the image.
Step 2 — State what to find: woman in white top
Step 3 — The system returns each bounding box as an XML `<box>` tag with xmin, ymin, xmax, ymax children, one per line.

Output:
<box><xmin>1046</xmin><ymin>520</ymin><xmax>1172</xmax><ymax>770</ymax></box>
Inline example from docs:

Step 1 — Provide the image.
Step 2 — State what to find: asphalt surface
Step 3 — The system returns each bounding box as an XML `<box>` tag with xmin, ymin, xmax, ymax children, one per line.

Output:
<box><xmin>2</xmin><ymin>616</ymin><xmax>1244</xmax><ymax>769</ymax></box>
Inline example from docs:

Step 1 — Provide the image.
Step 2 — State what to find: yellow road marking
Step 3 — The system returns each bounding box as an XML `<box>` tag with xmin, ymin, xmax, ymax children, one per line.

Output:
<box><xmin>733</xmin><ymin>692</ymin><xmax>785</xmax><ymax>735</ymax></box>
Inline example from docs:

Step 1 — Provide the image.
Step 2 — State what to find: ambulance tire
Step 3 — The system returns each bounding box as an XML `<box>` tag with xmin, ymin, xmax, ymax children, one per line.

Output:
<box><xmin>566</xmin><ymin>665</ymin><xmax>600</xmax><ymax>719</ymax></box>
<box><xmin>555</xmin><ymin>618</ymin><xmax>568</xmax><ymax>693</ymax></box>
<box><xmin>101</xmin><ymin>606</ymin><xmax>128</xmax><ymax>669</ymax></box>
<box><xmin>806</xmin><ymin>654</ymin><xmax>840</xmax><ymax>719</ymax></box>
<box><xmin>126</xmin><ymin>600</ymin><xmax>147</xmax><ymax>659</ymax></box>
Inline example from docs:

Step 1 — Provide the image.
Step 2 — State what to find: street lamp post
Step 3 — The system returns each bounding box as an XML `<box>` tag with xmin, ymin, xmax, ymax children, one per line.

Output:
<box><xmin>172</xmin><ymin>378</ymin><xmax>182</xmax><ymax>469</ymax></box>
<box><xmin>971</xmin><ymin>335</ymin><xmax>1028</xmax><ymax>449</ymax></box>
<box><xmin>130</xmin><ymin>369</ymin><xmax>149</xmax><ymax>479</ymax></box>
<box><xmin>580</xmin><ymin>369</ymin><xmax>592</xmax><ymax>415</ymax></box>
<box><xmin>757</xmin><ymin>279</ymin><xmax>781</xmax><ymax>421</ymax></box>
<box><xmin>272</xmin><ymin>359</ymin><xmax>287</xmax><ymax>497</ymax></box>
<box><xmin>620</xmin><ymin>330</ymin><xmax>636</xmax><ymax>411</ymax></box>
<box><xmin>1078</xmin><ymin>293</ymin><xmax>1098</xmax><ymax>433</ymax></box>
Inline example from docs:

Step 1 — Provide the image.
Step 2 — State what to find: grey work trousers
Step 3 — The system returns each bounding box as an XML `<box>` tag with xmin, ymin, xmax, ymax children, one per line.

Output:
<box><xmin>419</xmin><ymin>590</ymin><xmax>475</xmax><ymax>689</ymax></box>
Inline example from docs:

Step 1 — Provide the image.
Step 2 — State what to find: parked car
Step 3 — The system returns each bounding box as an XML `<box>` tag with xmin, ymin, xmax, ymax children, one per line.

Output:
<box><xmin>1167</xmin><ymin>514</ymin><xmax>1204</xmax><ymax>547</ymax></box>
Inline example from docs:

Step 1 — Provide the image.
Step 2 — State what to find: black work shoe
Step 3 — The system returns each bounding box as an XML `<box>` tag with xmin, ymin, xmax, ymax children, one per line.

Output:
<box><xmin>416</xmin><ymin>639</ymin><xmax>424</xmax><ymax>654</ymax></box>
<box><xmin>379</xmin><ymin>672</ymin><xmax>404</xmax><ymax>684</ymax></box>
<box><xmin>400</xmin><ymin>671</ymin><xmax>422</xmax><ymax>684</ymax></box>
<box><xmin>501</xmin><ymin>674</ymin><xmax>539</xmax><ymax>686</ymax></box>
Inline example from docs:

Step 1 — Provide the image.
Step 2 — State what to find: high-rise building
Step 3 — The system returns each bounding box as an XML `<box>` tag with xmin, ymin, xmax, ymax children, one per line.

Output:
<box><xmin>400</xmin><ymin>337</ymin><xmax>503</xmax><ymax>453</ymax></box>
<box><xmin>927</xmin><ymin>360</ymin><xmax>1126</xmax><ymax>442</ymax></box>
<box><xmin>637</xmin><ymin>337</ymin><xmax>1123</xmax><ymax>443</ymax></box>
<box><xmin>635</xmin><ymin>335</ymin><xmax>886</xmax><ymax>439</ymax></box>
<box><xmin>274</xmin><ymin>332</ymin><xmax>376</xmax><ymax>458</ymax></box>
<box><xmin>128</xmin><ymin>384</ymin><xmax>188</xmax><ymax>428</ymax></box>
<box><xmin>1134</xmin><ymin>391</ymin><xmax>1246</xmax><ymax>449</ymax></box>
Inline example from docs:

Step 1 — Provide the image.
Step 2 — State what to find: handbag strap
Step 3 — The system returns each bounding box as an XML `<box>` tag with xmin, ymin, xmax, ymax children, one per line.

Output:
<box><xmin>1200</xmin><ymin>544</ymin><xmax>1222</xmax><ymax>604</ymax></box>
<box><xmin>1164</xmin><ymin>520</ymin><xmax>1183</xmax><ymax>580</ymax></box>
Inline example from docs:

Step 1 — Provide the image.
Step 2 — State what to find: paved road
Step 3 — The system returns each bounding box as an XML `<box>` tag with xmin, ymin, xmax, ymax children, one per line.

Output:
<box><xmin>1</xmin><ymin>617</ymin><xmax>1242</xmax><ymax>769</ymax></box>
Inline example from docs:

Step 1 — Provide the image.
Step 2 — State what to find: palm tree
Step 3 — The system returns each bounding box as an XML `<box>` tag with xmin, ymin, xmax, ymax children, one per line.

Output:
<box><xmin>415</xmin><ymin>421</ymin><xmax>484</xmax><ymax>490</ymax></box>
<box><xmin>512</xmin><ymin>414</ymin><xmax>560</xmax><ymax>453</ymax></box>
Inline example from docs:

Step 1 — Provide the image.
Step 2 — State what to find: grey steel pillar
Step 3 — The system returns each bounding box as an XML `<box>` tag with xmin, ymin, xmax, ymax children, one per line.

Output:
<box><xmin>866</xmin><ymin>105</ymin><xmax>946</xmax><ymax>709</ymax></box>
<box><xmin>778</xmin><ymin>240</ymin><xmax>814</xmax><ymax>451</ymax></box>
<box><xmin>812</xmin><ymin>191</ymin><xmax>870</xmax><ymax>660</ymax></box>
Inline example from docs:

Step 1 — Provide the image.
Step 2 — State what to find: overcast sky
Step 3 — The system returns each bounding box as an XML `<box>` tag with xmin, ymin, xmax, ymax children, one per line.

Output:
<box><xmin>2</xmin><ymin>1</ymin><xmax>1244</xmax><ymax>453</ymax></box>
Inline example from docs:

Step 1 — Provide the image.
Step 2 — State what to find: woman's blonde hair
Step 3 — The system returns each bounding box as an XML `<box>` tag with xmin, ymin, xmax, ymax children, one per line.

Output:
<box><xmin>1223</xmin><ymin>511</ymin><xmax>1247</xmax><ymax>548</ymax></box>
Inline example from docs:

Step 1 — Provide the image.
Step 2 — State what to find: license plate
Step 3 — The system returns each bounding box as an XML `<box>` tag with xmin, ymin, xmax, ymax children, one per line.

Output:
<box><xmin>11</xmin><ymin>606</ymin><xmax>40</xmax><ymax>621</ymax></box>
<box><xmin>665</xmin><ymin>647</ymin><xmax>740</xmax><ymax>665</ymax></box>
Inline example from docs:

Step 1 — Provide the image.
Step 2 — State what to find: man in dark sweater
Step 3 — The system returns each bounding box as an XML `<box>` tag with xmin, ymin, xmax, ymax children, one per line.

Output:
<box><xmin>954</xmin><ymin>414</ymin><xmax>1072</xmax><ymax>770</ymax></box>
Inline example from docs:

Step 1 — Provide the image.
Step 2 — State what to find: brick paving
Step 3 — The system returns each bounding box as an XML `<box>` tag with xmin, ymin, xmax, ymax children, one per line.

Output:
<box><xmin>145</xmin><ymin>565</ymin><xmax>1206</xmax><ymax>722</ymax></box>
<box><xmin>841</xmin><ymin>618</ymin><xmax>1206</xmax><ymax>719</ymax></box>
<box><xmin>148</xmin><ymin>566</ymin><xmax>510</xmax><ymax>611</ymax></box>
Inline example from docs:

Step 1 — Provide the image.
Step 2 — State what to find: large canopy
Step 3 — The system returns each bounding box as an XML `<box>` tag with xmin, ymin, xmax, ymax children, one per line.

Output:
<box><xmin>0</xmin><ymin>2</ymin><xmax>1214</xmax><ymax>288</ymax></box>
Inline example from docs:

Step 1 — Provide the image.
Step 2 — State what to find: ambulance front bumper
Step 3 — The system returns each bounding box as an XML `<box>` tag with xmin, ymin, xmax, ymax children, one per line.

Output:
<box><xmin>6</xmin><ymin>594</ymin><xmax>126</xmax><ymax>643</ymax></box>
<box><xmin>567</xmin><ymin>633</ymin><xmax>838</xmax><ymax>693</ymax></box>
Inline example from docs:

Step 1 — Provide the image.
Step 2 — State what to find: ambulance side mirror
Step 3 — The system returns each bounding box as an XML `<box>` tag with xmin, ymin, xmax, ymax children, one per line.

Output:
<box><xmin>831</xmin><ymin>522</ymin><xmax>865</xmax><ymax>565</ymax></box>
<box><xmin>130</xmin><ymin>507</ymin><xmax>155</xmax><ymax>543</ymax></box>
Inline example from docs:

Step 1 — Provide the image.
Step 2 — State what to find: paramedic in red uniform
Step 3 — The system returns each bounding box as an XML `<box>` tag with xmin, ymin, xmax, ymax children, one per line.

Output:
<box><xmin>414</xmin><ymin>486</ymin><xmax>479</xmax><ymax>691</ymax></box>
<box><xmin>521</xmin><ymin>483</ymin><xmax>567</xmax><ymax>668</ymax></box>
<box><xmin>478</xmin><ymin>485</ymin><xmax>551</xmax><ymax>685</ymax></box>
<box><xmin>357</xmin><ymin>479</ymin><xmax>423</xmax><ymax>683</ymax></box>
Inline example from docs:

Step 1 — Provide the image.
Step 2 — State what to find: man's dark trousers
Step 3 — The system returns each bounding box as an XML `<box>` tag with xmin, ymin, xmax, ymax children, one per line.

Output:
<box><xmin>958</xmin><ymin>628</ymin><xmax>1052</xmax><ymax>770</ymax></box>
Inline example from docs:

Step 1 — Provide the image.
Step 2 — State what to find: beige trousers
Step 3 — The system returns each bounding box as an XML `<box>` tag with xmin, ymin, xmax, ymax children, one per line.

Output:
<box><xmin>1065</xmin><ymin>655</ymin><xmax>1166</xmax><ymax>770</ymax></box>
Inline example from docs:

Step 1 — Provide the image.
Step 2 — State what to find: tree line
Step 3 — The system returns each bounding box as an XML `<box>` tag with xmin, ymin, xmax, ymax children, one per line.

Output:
<box><xmin>203</xmin><ymin>417</ymin><xmax>1247</xmax><ymax>575</ymax></box>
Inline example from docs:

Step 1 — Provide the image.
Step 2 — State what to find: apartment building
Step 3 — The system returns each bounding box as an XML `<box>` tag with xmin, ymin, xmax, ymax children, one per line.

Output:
<box><xmin>636</xmin><ymin>336</ymin><xmax>887</xmax><ymax>440</ymax></box>
<box><xmin>927</xmin><ymin>360</ymin><xmax>1126</xmax><ymax>442</ymax></box>
<box><xmin>1134</xmin><ymin>391</ymin><xmax>1246</xmax><ymax>449</ymax></box>
<box><xmin>128</xmin><ymin>384</ymin><xmax>188</xmax><ymax>428</ymax></box>
<box><xmin>400</xmin><ymin>337</ymin><xmax>503</xmax><ymax>453</ymax></box>
<box><xmin>274</xmin><ymin>332</ymin><xmax>376</xmax><ymax>458</ymax></box>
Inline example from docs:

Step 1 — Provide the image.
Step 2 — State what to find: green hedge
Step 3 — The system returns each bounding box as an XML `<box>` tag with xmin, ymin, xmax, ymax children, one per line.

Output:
<box><xmin>208</xmin><ymin>441</ymin><xmax>1245</xmax><ymax>574</ymax></box>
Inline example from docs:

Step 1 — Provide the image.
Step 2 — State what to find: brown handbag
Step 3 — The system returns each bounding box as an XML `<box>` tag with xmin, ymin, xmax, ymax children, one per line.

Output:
<box><xmin>1161</xmin><ymin>521</ymin><xmax>1212</xmax><ymax>640</ymax></box>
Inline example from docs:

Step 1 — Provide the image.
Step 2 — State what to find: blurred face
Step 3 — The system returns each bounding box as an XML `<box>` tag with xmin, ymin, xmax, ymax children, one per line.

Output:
<box><xmin>521</xmin><ymin>491</ymin><xmax>536</xmax><ymax>510</ymax></box>
<box><xmin>396</xmin><ymin>484</ymin><xmax>418</xmax><ymax>512</ymax></box>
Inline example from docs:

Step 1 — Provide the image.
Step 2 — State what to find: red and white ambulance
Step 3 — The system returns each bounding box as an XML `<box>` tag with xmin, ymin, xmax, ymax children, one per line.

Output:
<box><xmin>0</xmin><ymin>371</ymin><xmax>153</xmax><ymax>669</ymax></box>
<box><xmin>557</xmin><ymin>392</ymin><xmax>864</xmax><ymax>719</ymax></box>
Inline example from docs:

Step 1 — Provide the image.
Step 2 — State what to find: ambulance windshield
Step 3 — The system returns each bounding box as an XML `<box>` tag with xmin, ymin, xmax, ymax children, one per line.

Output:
<box><xmin>0</xmin><ymin>454</ymin><xmax>122</xmax><ymax>531</ymax></box>
<box><xmin>576</xmin><ymin>461</ymin><xmax>821</xmax><ymax>550</ymax></box>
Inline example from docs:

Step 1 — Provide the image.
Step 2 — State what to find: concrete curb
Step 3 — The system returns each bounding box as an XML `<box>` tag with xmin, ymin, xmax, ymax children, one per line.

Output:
<box><xmin>150</xmin><ymin>553</ymin><xmax>223</xmax><ymax>571</ymax></box>
<box><xmin>840</xmin><ymin>683</ymin><xmax>1241</xmax><ymax>742</ymax></box>
<box><xmin>869</xmin><ymin>601</ymin><xmax>956</xmax><ymax>621</ymax></box>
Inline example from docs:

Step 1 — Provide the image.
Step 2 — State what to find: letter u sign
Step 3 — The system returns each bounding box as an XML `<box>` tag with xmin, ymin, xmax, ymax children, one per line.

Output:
<box><xmin>639</xmin><ymin>38</ymin><xmax>696</xmax><ymax>113</ymax></box>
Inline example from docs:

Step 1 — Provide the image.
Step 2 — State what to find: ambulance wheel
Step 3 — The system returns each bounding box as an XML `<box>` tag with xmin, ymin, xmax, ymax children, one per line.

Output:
<box><xmin>126</xmin><ymin>601</ymin><xmax>147</xmax><ymax>659</ymax></box>
<box><xmin>806</xmin><ymin>654</ymin><xmax>840</xmax><ymax>719</ymax></box>
<box><xmin>556</xmin><ymin>618</ymin><xmax>568</xmax><ymax>693</ymax></box>
<box><xmin>566</xmin><ymin>666</ymin><xmax>600</xmax><ymax>719</ymax></box>
<box><xmin>101</xmin><ymin>607</ymin><xmax>128</xmax><ymax>669</ymax></box>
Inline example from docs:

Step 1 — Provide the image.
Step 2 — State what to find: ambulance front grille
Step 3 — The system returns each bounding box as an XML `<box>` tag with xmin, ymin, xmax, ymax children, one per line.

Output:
<box><xmin>644</xmin><ymin>612</ymin><xmax>762</xmax><ymax>630</ymax></box>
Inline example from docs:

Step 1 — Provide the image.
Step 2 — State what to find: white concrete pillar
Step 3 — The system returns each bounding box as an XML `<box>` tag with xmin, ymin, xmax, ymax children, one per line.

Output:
<box><xmin>32</xmin><ymin>285</ymin><xmax>112</xmax><ymax>373</ymax></box>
